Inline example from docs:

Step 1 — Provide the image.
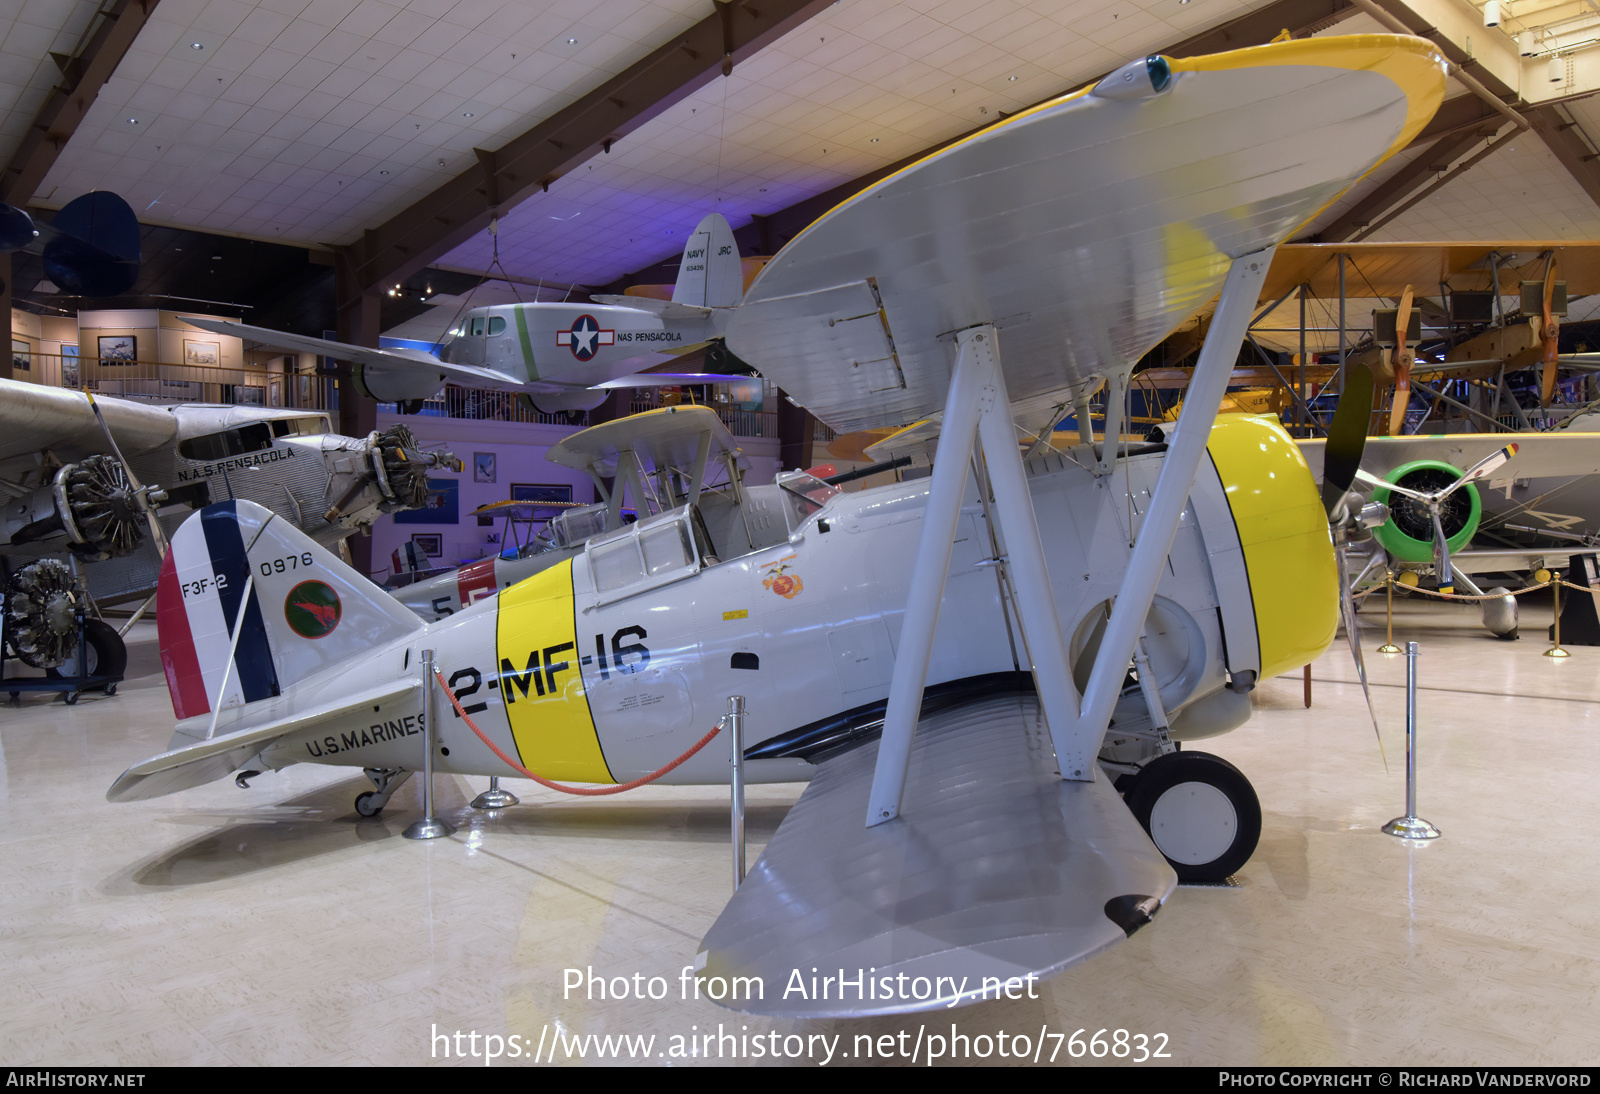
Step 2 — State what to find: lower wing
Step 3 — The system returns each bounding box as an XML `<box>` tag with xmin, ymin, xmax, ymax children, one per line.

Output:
<box><xmin>695</xmin><ymin>691</ymin><xmax>1177</xmax><ymax>1017</ymax></box>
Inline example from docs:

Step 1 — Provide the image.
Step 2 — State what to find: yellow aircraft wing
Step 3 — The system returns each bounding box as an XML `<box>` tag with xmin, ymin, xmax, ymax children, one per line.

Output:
<box><xmin>724</xmin><ymin>36</ymin><xmax>1445</xmax><ymax>435</ymax></box>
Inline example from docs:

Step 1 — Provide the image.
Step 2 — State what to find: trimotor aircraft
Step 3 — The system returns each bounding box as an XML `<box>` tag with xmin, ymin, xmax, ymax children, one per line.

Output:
<box><xmin>0</xmin><ymin>379</ymin><xmax>460</xmax><ymax>672</ymax></box>
<box><xmin>108</xmin><ymin>35</ymin><xmax>1446</xmax><ymax>1017</ymax></box>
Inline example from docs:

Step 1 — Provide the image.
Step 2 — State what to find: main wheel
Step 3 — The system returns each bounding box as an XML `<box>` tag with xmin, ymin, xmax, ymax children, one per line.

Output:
<box><xmin>1126</xmin><ymin>751</ymin><xmax>1261</xmax><ymax>883</ymax></box>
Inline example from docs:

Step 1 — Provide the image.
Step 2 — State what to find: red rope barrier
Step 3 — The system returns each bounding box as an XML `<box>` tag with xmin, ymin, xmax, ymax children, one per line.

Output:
<box><xmin>432</xmin><ymin>669</ymin><xmax>725</xmax><ymax>796</ymax></box>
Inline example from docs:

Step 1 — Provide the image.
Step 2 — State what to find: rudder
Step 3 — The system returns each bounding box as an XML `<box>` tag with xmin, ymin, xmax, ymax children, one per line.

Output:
<box><xmin>158</xmin><ymin>500</ymin><xmax>424</xmax><ymax>722</ymax></box>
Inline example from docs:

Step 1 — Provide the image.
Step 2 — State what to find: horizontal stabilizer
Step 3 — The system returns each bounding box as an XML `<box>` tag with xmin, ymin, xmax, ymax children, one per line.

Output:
<box><xmin>696</xmin><ymin>695</ymin><xmax>1176</xmax><ymax>1017</ymax></box>
<box><xmin>587</xmin><ymin>295</ymin><xmax>712</xmax><ymax>320</ymax></box>
<box><xmin>106</xmin><ymin>678</ymin><xmax>420</xmax><ymax>802</ymax></box>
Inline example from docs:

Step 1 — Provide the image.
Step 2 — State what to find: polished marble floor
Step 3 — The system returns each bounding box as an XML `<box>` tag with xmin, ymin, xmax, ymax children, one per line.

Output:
<box><xmin>1</xmin><ymin>594</ymin><xmax>1597</xmax><ymax>1067</ymax></box>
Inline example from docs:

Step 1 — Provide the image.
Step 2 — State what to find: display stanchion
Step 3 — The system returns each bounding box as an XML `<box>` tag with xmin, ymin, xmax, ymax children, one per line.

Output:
<box><xmin>472</xmin><ymin>776</ymin><xmax>519</xmax><ymax>810</ymax></box>
<box><xmin>1382</xmin><ymin>641</ymin><xmax>1440</xmax><ymax>841</ymax></box>
<box><xmin>1377</xmin><ymin>570</ymin><xmax>1401</xmax><ymax>654</ymax></box>
<box><xmin>728</xmin><ymin>695</ymin><xmax>746</xmax><ymax>890</ymax></box>
<box><xmin>404</xmin><ymin>649</ymin><xmax>456</xmax><ymax>841</ymax></box>
<box><xmin>1545</xmin><ymin>580</ymin><xmax>1571</xmax><ymax>658</ymax></box>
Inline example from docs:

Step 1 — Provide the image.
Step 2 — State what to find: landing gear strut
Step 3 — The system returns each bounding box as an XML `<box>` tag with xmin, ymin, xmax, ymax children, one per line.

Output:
<box><xmin>355</xmin><ymin>767</ymin><xmax>412</xmax><ymax>816</ymax></box>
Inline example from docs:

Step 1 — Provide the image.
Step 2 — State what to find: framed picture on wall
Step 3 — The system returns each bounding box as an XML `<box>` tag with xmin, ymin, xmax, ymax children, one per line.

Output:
<box><xmin>474</xmin><ymin>452</ymin><xmax>497</xmax><ymax>483</ymax></box>
<box><xmin>60</xmin><ymin>345</ymin><xmax>79</xmax><ymax>387</ymax></box>
<box><xmin>97</xmin><ymin>334</ymin><xmax>136</xmax><ymax>367</ymax></box>
<box><xmin>11</xmin><ymin>338</ymin><xmax>30</xmax><ymax>373</ymax></box>
<box><xmin>410</xmin><ymin>533</ymin><xmax>443</xmax><ymax>558</ymax></box>
<box><xmin>183</xmin><ymin>339</ymin><xmax>220</xmax><ymax>366</ymax></box>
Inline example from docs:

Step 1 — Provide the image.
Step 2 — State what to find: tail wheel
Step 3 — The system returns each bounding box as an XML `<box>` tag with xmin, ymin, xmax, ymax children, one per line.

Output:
<box><xmin>55</xmin><ymin>619</ymin><xmax>127</xmax><ymax>684</ymax></box>
<box><xmin>1126</xmin><ymin>751</ymin><xmax>1261</xmax><ymax>883</ymax></box>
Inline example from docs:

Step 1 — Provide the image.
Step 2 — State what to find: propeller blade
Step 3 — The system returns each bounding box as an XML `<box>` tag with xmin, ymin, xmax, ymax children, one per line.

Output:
<box><xmin>1334</xmin><ymin>541</ymin><xmax>1388</xmax><ymax>771</ymax></box>
<box><xmin>1540</xmin><ymin>260</ymin><xmax>1560</xmax><ymax>405</ymax></box>
<box><xmin>1432</xmin><ymin>508</ymin><xmax>1453</xmax><ymax>596</ymax></box>
<box><xmin>1386</xmin><ymin>286</ymin><xmax>1414</xmax><ymax>435</ymax></box>
<box><xmin>1321</xmin><ymin>364</ymin><xmax>1376</xmax><ymax>518</ymax></box>
<box><xmin>1434</xmin><ymin>442</ymin><xmax>1518</xmax><ymax>503</ymax></box>
<box><xmin>1354</xmin><ymin>467</ymin><xmax>1430</xmax><ymax>503</ymax></box>
<box><xmin>84</xmin><ymin>391</ymin><xmax>168</xmax><ymax>556</ymax></box>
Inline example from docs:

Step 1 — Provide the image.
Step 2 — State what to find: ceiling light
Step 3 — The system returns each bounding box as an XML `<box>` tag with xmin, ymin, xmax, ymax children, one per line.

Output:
<box><xmin>1483</xmin><ymin>0</ymin><xmax>1499</xmax><ymax>27</ymax></box>
<box><xmin>1519</xmin><ymin>30</ymin><xmax>1534</xmax><ymax>55</ymax></box>
<box><xmin>190</xmin><ymin>42</ymin><xmax>204</xmax><ymax>50</ymax></box>
<box><xmin>869</xmin><ymin>137</ymin><xmax>879</xmax><ymax>143</ymax></box>
<box><xmin>462</xmin><ymin>111</ymin><xmax>474</xmax><ymax>118</ymax></box>
<box><xmin>211</xmin><ymin>254</ymin><xmax>222</xmax><ymax>260</ymax></box>
<box><xmin>1008</xmin><ymin>75</ymin><xmax>1018</xmax><ymax>81</ymax></box>
<box><xmin>567</xmin><ymin>37</ymin><xmax>577</xmax><ymax>44</ymax></box>
<box><xmin>127</xmin><ymin>117</ymin><xmax>138</xmax><ymax>124</ymax></box>
<box><xmin>1549</xmin><ymin>52</ymin><xmax>1562</xmax><ymax>82</ymax></box>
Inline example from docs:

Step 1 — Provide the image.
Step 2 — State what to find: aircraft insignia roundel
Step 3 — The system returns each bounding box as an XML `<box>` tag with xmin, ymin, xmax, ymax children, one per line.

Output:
<box><xmin>556</xmin><ymin>314</ymin><xmax>615</xmax><ymax>361</ymax></box>
<box><xmin>285</xmin><ymin>580</ymin><xmax>342</xmax><ymax>638</ymax></box>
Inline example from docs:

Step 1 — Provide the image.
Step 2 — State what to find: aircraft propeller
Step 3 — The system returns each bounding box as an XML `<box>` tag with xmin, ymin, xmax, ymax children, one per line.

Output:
<box><xmin>1355</xmin><ymin>443</ymin><xmax>1517</xmax><ymax>596</ymax></box>
<box><xmin>1538</xmin><ymin>260</ymin><xmax>1561</xmax><ymax>407</ymax></box>
<box><xmin>1386</xmin><ymin>286</ymin><xmax>1416</xmax><ymax>436</ymax></box>
<box><xmin>82</xmin><ymin>392</ymin><xmax>169</xmax><ymax>557</ymax></box>
<box><xmin>1318</xmin><ymin>364</ymin><xmax>1391</xmax><ymax>764</ymax></box>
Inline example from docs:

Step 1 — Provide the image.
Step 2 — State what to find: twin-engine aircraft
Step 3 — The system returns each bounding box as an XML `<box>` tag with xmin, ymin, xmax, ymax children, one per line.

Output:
<box><xmin>109</xmin><ymin>35</ymin><xmax>1447</xmax><ymax>1016</ymax></box>
<box><xmin>181</xmin><ymin>213</ymin><xmax>750</xmax><ymax>414</ymax></box>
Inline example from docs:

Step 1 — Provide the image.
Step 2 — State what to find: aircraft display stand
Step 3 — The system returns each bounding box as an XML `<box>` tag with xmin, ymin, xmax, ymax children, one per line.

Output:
<box><xmin>0</xmin><ymin>600</ymin><xmax>123</xmax><ymax>705</ymax></box>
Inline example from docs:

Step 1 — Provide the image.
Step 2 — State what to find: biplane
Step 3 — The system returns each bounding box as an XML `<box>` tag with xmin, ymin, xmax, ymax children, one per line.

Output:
<box><xmin>109</xmin><ymin>35</ymin><xmax>1446</xmax><ymax>1016</ymax></box>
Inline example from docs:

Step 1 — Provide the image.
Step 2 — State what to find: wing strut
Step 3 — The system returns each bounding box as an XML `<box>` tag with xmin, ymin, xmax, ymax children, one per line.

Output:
<box><xmin>866</xmin><ymin>246</ymin><xmax>1275</xmax><ymax>827</ymax></box>
<box><xmin>1072</xmin><ymin>247</ymin><xmax>1275</xmax><ymax>747</ymax></box>
<box><xmin>866</xmin><ymin>324</ymin><xmax>1085</xmax><ymax>825</ymax></box>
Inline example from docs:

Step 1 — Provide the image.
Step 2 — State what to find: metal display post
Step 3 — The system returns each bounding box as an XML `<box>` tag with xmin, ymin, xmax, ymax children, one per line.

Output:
<box><xmin>1378</xmin><ymin>571</ymin><xmax>1401</xmax><ymax>654</ymax></box>
<box><xmin>729</xmin><ymin>696</ymin><xmax>746</xmax><ymax>889</ymax></box>
<box><xmin>1382</xmin><ymin>642</ymin><xmax>1440</xmax><ymax>840</ymax></box>
<box><xmin>404</xmin><ymin>649</ymin><xmax>457</xmax><ymax>840</ymax></box>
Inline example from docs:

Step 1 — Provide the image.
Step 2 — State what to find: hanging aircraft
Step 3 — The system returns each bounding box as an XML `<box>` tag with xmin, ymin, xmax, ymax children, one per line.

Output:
<box><xmin>0</xmin><ymin>191</ymin><xmax>141</xmax><ymax>298</ymax></box>
<box><xmin>179</xmin><ymin>213</ymin><xmax>753</xmax><ymax>415</ymax></box>
<box><xmin>0</xmin><ymin>379</ymin><xmax>461</xmax><ymax>673</ymax></box>
<box><xmin>107</xmin><ymin>35</ymin><xmax>1446</xmax><ymax>1017</ymax></box>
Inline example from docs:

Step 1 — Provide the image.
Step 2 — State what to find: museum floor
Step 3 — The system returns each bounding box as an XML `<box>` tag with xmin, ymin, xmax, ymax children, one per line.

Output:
<box><xmin>1</xmin><ymin>593</ymin><xmax>1596</xmax><ymax>1067</ymax></box>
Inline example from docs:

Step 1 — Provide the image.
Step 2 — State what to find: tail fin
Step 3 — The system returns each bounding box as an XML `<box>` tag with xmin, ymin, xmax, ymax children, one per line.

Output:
<box><xmin>672</xmin><ymin>213</ymin><xmax>743</xmax><ymax>308</ymax></box>
<box><xmin>157</xmin><ymin>500</ymin><xmax>424</xmax><ymax>722</ymax></box>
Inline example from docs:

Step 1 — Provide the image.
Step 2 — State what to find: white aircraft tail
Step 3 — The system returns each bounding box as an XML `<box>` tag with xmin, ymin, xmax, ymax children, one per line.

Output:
<box><xmin>672</xmin><ymin>213</ymin><xmax>743</xmax><ymax>308</ymax></box>
<box><xmin>155</xmin><ymin>499</ymin><xmax>424</xmax><ymax>723</ymax></box>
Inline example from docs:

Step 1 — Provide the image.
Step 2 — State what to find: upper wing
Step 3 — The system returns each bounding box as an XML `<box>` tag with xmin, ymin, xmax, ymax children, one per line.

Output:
<box><xmin>725</xmin><ymin>36</ymin><xmax>1446</xmax><ymax>433</ymax></box>
<box><xmin>0</xmin><ymin>378</ymin><xmax>176</xmax><ymax>464</ymax></box>
<box><xmin>696</xmin><ymin>692</ymin><xmax>1176</xmax><ymax>1016</ymax></box>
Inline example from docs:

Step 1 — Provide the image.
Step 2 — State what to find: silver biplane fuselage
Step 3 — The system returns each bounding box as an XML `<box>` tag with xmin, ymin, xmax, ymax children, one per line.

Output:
<box><xmin>150</xmin><ymin>414</ymin><xmax>1331</xmax><ymax>792</ymax></box>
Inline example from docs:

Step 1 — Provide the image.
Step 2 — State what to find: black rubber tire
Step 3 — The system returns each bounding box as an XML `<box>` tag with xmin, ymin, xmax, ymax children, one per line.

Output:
<box><xmin>355</xmin><ymin>791</ymin><xmax>384</xmax><ymax>817</ymax></box>
<box><xmin>1126</xmin><ymin>751</ymin><xmax>1261</xmax><ymax>883</ymax></box>
<box><xmin>83</xmin><ymin>619</ymin><xmax>127</xmax><ymax>681</ymax></box>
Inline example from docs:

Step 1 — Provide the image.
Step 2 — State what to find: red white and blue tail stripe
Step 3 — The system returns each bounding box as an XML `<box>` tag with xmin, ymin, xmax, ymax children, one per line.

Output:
<box><xmin>157</xmin><ymin>500</ymin><xmax>425</xmax><ymax>722</ymax></box>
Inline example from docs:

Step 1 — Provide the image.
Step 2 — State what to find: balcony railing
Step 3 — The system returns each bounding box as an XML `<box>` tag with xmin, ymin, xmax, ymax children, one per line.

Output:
<box><xmin>10</xmin><ymin>353</ymin><xmax>331</xmax><ymax>410</ymax></box>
